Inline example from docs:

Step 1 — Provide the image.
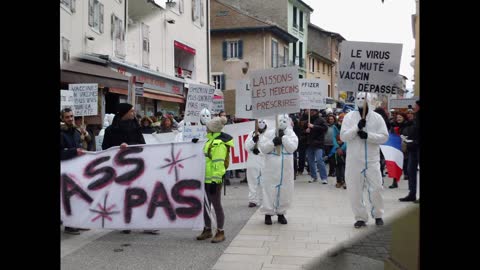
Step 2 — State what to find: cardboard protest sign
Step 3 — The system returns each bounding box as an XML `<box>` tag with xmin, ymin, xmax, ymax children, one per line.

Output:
<box><xmin>299</xmin><ymin>79</ymin><xmax>328</xmax><ymax>110</ymax></box>
<box><xmin>182</xmin><ymin>125</ymin><xmax>207</xmax><ymax>142</ymax></box>
<box><xmin>389</xmin><ymin>97</ymin><xmax>419</xmax><ymax>110</ymax></box>
<box><xmin>250</xmin><ymin>67</ymin><xmax>300</xmax><ymax>118</ymax></box>
<box><xmin>61</xmin><ymin>90</ymin><xmax>74</xmax><ymax>111</ymax></box>
<box><xmin>338</xmin><ymin>41</ymin><xmax>402</xmax><ymax>95</ymax></box>
<box><xmin>60</xmin><ymin>142</ymin><xmax>205</xmax><ymax>229</ymax></box>
<box><xmin>212</xmin><ymin>96</ymin><xmax>225</xmax><ymax>114</ymax></box>
<box><xmin>69</xmin><ymin>83</ymin><xmax>99</xmax><ymax>116</ymax></box>
<box><xmin>184</xmin><ymin>84</ymin><xmax>215</xmax><ymax>123</ymax></box>
<box><xmin>235</xmin><ymin>80</ymin><xmax>253</xmax><ymax>119</ymax></box>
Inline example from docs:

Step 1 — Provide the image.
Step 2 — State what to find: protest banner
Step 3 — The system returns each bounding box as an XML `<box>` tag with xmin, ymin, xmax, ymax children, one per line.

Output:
<box><xmin>69</xmin><ymin>83</ymin><xmax>99</xmax><ymax>116</ymax></box>
<box><xmin>338</xmin><ymin>41</ymin><xmax>402</xmax><ymax>95</ymax></box>
<box><xmin>184</xmin><ymin>84</ymin><xmax>215</xmax><ymax>123</ymax></box>
<box><xmin>61</xmin><ymin>142</ymin><xmax>205</xmax><ymax>229</ymax></box>
<box><xmin>299</xmin><ymin>79</ymin><xmax>328</xmax><ymax>110</ymax></box>
<box><xmin>250</xmin><ymin>67</ymin><xmax>300</xmax><ymax>118</ymax></box>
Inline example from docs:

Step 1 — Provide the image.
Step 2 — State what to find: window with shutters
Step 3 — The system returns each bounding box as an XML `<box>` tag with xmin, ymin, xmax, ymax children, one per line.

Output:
<box><xmin>61</xmin><ymin>0</ymin><xmax>76</xmax><ymax>13</ymax></box>
<box><xmin>112</xmin><ymin>14</ymin><xmax>126</xmax><ymax>58</ymax></box>
<box><xmin>88</xmin><ymin>0</ymin><xmax>104</xmax><ymax>34</ymax></box>
<box><xmin>292</xmin><ymin>6</ymin><xmax>297</xmax><ymax>28</ymax></box>
<box><xmin>309</xmin><ymin>58</ymin><xmax>315</xmax><ymax>73</ymax></box>
<box><xmin>271</xmin><ymin>40</ymin><xmax>278</xmax><ymax>68</ymax></box>
<box><xmin>62</xmin><ymin>37</ymin><xmax>70</xmax><ymax>63</ymax></box>
<box><xmin>224</xmin><ymin>40</ymin><xmax>242</xmax><ymax>59</ymax></box>
<box><xmin>192</xmin><ymin>0</ymin><xmax>202</xmax><ymax>27</ymax></box>
<box><xmin>299</xmin><ymin>11</ymin><xmax>303</xmax><ymax>32</ymax></box>
<box><xmin>284</xmin><ymin>47</ymin><xmax>289</xmax><ymax>66</ymax></box>
<box><xmin>142</xmin><ymin>23</ymin><xmax>150</xmax><ymax>67</ymax></box>
<box><xmin>212</xmin><ymin>74</ymin><xmax>225</xmax><ymax>90</ymax></box>
<box><xmin>328</xmin><ymin>65</ymin><xmax>331</xmax><ymax>76</ymax></box>
<box><xmin>323</xmin><ymin>63</ymin><xmax>326</xmax><ymax>74</ymax></box>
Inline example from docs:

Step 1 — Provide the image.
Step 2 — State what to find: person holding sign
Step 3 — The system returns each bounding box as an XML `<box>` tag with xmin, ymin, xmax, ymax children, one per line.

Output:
<box><xmin>258</xmin><ymin>114</ymin><xmax>298</xmax><ymax>225</ymax></box>
<box><xmin>340</xmin><ymin>93</ymin><xmax>389</xmax><ymax>229</ymax></box>
<box><xmin>196</xmin><ymin>116</ymin><xmax>234</xmax><ymax>243</ymax></box>
<box><xmin>244</xmin><ymin>119</ymin><xmax>268</xmax><ymax>208</ymax></box>
<box><xmin>101</xmin><ymin>103</ymin><xmax>158</xmax><ymax>235</ymax></box>
<box><xmin>305</xmin><ymin>109</ymin><xmax>329</xmax><ymax>184</ymax></box>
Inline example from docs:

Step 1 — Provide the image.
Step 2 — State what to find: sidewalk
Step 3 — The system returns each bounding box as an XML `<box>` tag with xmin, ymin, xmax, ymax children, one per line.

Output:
<box><xmin>213</xmin><ymin>174</ymin><xmax>417</xmax><ymax>270</ymax></box>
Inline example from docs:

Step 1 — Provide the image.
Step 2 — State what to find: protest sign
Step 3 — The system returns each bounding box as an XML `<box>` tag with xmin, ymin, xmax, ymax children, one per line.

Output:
<box><xmin>184</xmin><ymin>84</ymin><xmax>215</xmax><ymax>123</ymax></box>
<box><xmin>299</xmin><ymin>79</ymin><xmax>328</xmax><ymax>110</ymax></box>
<box><xmin>69</xmin><ymin>83</ymin><xmax>99</xmax><ymax>116</ymax></box>
<box><xmin>338</xmin><ymin>41</ymin><xmax>402</xmax><ymax>95</ymax></box>
<box><xmin>61</xmin><ymin>142</ymin><xmax>205</xmax><ymax>229</ymax></box>
<box><xmin>250</xmin><ymin>67</ymin><xmax>300</xmax><ymax>118</ymax></box>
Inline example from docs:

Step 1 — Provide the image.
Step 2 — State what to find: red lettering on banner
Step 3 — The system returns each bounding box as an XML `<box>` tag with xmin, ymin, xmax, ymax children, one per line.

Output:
<box><xmin>231</xmin><ymin>146</ymin><xmax>240</xmax><ymax>164</ymax></box>
<box><xmin>242</xmin><ymin>134</ymin><xmax>249</xmax><ymax>162</ymax></box>
<box><xmin>239</xmin><ymin>135</ymin><xmax>244</xmax><ymax>163</ymax></box>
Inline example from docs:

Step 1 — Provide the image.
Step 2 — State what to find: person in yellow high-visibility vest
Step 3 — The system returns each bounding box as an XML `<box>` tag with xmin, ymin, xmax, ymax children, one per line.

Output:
<box><xmin>195</xmin><ymin>116</ymin><xmax>234</xmax><ymax>243</ymax></box>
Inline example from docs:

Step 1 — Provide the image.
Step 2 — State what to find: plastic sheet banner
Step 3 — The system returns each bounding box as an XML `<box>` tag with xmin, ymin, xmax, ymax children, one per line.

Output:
<box><xmin>60</xmin><ymin>142</ymin><xmax>205</xmax><ymax>230</ymax></box>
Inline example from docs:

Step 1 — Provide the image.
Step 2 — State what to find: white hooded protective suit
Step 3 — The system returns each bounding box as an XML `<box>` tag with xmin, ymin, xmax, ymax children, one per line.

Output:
<box><xmin>258</xmin><ymin>115</ymin><xmax>298</xmax><ymax>215</ymax></box>
<box><xmin>340</xmin><ymin>92</ymin><xmax>389</xmax><ymax>222</ymax></box>
<box><xmin>244</xmin><ymin>120</ymin><xmax>267</xmax><ymax>205</ymax></box>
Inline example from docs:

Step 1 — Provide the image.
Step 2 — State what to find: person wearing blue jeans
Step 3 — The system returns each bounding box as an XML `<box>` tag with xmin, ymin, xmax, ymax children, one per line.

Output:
<box><xmin>306</xmin><ymin>147</ymin><xmax>328</xmax><ymax>184</ymax></box>
<box><xmin>304</xmin><ymin>109</ymin><xmax>329</xmax><ymax>184</ymax></box>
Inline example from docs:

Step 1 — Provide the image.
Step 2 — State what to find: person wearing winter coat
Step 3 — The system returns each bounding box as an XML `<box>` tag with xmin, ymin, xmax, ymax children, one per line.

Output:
<box><xmin>195</xmin><ymin>116</ymin><xmax>234</xmax><ymax>243</ymax></box>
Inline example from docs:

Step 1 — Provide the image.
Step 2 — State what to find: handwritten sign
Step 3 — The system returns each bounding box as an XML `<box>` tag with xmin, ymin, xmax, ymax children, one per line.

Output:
<box><xmin>338</xmin><ymin>41</ymin><xmax>402</xmax><ymax>95</ymax></box>
<box><xmin>184</xmin><ymin>84</ymin><xmax>215</xmax><ymax>123</ymax></box>
<box><xmin>69</xmin><ymin>83</ymin><xmax>99</xmax><ymax>116</ymax></box>
<box><xmin>250</xmin><ymin>67</ymin><xmax>299</xmax><ymax>118</ymax></box>
<box><xmin>299</xmin><ymin>79</ymin><xmax>327</xmax><ymax>110</ymax></box>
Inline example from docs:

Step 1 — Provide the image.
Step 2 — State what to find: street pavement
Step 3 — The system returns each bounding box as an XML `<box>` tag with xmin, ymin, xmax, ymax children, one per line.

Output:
<box><xmin>61</xmin><ymin>172</ymin><xmax>418</xmax><ymax>270</ymax></box>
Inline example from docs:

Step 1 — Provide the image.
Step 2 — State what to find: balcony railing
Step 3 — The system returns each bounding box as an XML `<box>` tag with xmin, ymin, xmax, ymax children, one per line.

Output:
<box><xmin>175</xmin><ymin>66</ymin><xmax>192</xmax><ymax>79</ymax></box>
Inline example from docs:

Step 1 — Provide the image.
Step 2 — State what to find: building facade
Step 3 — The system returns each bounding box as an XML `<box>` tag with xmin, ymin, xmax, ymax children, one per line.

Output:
<box><xmin>216</xmin><ymin>0</ymin><xmax>313</xmax><ymax>78</ymax></box>
<box><xmin>210</xmin><ymin>0</ymin><xmax>297</xmax><ymax>91</ymax></box>
<box><xmin>60</xmin><ymin>0</ymin><xmax>210</xmax><ymax>124</ymax></box>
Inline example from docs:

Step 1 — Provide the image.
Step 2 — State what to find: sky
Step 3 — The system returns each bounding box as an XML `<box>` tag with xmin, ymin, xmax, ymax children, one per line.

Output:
<box><xmin>303</xmin><ymin>0</ymin><xmax>416</xmax><ymax>94</ymax></box>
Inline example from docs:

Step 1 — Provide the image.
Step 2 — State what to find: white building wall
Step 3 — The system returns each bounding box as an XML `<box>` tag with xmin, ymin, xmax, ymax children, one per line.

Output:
<box><xmin>60</xmin><ymin>0</ymin><xmax>126</xmax><ymax>60</ymax></box>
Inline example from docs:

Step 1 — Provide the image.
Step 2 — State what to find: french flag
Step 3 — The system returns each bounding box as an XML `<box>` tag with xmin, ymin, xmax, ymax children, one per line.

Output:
<box><xmin>379</xmin><ymin>132</ymin><xmax>404</xmax><ymax>180</ymax></box>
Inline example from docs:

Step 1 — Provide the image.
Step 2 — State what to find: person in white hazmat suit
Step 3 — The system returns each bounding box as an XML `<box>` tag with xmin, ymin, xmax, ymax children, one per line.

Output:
<box><xmin>175</xmin><ymin>108</ymin><xmax>211</xmax><ymax>142</ymax></box>
<box><xmin>340</xmin><ymin>92</ymin><xmax>389</xmax><ymax>228</ymax></box>
<box><xmin>244</xmin><ymin>119</ymin><xmax>268</xmax><ymax>208</ymax></box>
<box><xmin>258</xmin><ymin>114</ymin><xmax>298</xmax><ymax>225</ymax></box>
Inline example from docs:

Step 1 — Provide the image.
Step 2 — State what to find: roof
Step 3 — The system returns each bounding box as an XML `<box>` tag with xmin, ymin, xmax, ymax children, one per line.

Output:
<box><xmin>211</xmin><ymin>26</ymin><xmax>298</xmax><ymax>43</ymax></box>
<box><xmin>212</xmin><ymin>0</ymin><xmax>297</xmax><ymax>43</ymax></box>
<box><xmin>307</xmin><ymin>51</ymin><xmax>335</xmax><ymax>65</ymax></box>
<box><xmin>308</xmin><ymin>23</ymin><xmax>346</xmax><ymax>41</ymax></box>
<box><xmin>296</xmin><ymin>0</ymin><xmax>314</xmax><ymax>12</ymax></box>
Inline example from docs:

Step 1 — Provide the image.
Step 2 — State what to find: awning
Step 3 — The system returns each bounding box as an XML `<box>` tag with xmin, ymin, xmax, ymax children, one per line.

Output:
<box><xmin>61</xmin><ymin>60</ymin><xmax>129</xmax><ymax>90</ymax></box>
<box><xmin>143</xmin><ymin>88</ymin><xmax>185</xmax><ymax>103</ymax></box>
<box><xmin>174</xmin><ymin>41</ymin><xmax>196</xmax><ymax>55</ymax></box>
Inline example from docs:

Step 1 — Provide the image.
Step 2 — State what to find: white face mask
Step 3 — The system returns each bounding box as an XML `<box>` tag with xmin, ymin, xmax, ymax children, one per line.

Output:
<box><xmin>199</xmin><ymin>108</ymin><xmax>211</xmax><ymax>125</ymax></box>
<box><xmin>277</xmin><ymin>114</ymin><xmax>290</xmax><ymax>130</ymax></box>
<box><xmin>258</xmin><ymin>120</ymin><xmax>267</xmax><ymax>130</ymax></box>
<box><xmin>355</xmin><ymin>92</ymin><xmax>369</xmax><ymax>108</ymax></box>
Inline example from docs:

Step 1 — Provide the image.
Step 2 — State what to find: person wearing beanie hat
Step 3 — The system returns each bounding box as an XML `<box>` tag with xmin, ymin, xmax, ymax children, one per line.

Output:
<box><xmin>258</xmin><ymin>114</ymin><xmax>298</xmax><ymax>225</ymax></box>
<box><xmin>244</xmin><ymin>119</ymin><xmax>268</xmax><ymax>208</ymax></box>
<box><xmin>195</xmin><ymin>116</ymin><xmax>234</xmax><ymax>243</ymax></box>
<box><xmin>101</xmin><ymin>103</ymin><xmax>158</xmax><ymax>235</ymax></box>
